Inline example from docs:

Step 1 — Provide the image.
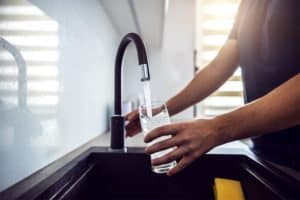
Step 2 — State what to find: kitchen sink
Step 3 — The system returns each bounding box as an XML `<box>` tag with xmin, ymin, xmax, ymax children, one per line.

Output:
<box><xmin>1</xmin><ymin>147</ymin><xmax>299</xmax><ymax>200</ymax></box>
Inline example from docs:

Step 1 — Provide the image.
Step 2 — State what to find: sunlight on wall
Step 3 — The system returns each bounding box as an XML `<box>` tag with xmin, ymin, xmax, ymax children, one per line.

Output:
<box><xmin>196</xmin><ymin>0</ymin><xmax>243</xmax><ymax>116</ymax></box>
<box><xmin>0</xmin><ymin>0</ymin><xmax>117</xmax><ymax>191</ymax></box>
<box><xmin>0</xmin><ymin>1</ymin><xmax>60</xmax><ymax>110</ymax></box>
<box><xmin>0</xmin><ymin>0</ymin><xmax>60</xmax><ymax>190</ymax></box>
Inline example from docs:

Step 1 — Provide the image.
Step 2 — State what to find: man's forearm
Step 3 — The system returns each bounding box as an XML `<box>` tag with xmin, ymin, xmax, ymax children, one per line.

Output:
<box><xmin>166</xmin><ymin>61</ymin><xmax>224</xmax><ymax>116</ymax></box>
<box><xmin>214</xmin><ymin>74</ymin><xmax>300</xmax><ymax>144</ymax></box>
<box><xmin>166</xmin><ymin>40</ymin><xmax>239</xmax><ymax>116</ymax></box>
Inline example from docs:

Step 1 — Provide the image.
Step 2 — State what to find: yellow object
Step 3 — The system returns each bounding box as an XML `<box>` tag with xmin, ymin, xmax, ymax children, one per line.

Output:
<box><xmin>214</xmin><ymin>178</ymin><xmax>245</xmax><ymax>200</ymax></box>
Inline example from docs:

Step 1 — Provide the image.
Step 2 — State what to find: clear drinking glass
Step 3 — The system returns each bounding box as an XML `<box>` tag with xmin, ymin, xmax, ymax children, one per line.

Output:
<box><xmin>139</xmin><ymin>101</ymin><xmax>177</xmax><ymax>174</ymax></box>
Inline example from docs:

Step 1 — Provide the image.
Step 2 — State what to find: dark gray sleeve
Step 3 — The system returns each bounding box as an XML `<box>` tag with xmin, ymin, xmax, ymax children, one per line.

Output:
<box><xmin>228</xmin><ymin>0</ymin><xmax>245</xmax><ymax>40</ymax></box>
<box><xmin>297</xmin><ymin>1</ymin><xmax>300</xmax><ymax>69</ymax></box>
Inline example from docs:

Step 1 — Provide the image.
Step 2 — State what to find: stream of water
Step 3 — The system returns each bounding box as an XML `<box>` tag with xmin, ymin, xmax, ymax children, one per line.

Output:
<box><xmin>142</xmin><ymin>81</ymin><xmax>152</xmax><ymax>117</ymax></box>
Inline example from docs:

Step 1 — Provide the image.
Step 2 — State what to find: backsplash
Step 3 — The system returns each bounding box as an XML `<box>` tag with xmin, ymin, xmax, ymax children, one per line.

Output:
<box><xmin>0</xmin><ymin>0</ymin><xmax>118</xmax><ymax>191</ymax></box>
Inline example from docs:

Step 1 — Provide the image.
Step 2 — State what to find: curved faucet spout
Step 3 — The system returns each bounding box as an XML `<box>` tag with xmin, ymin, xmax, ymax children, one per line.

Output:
<box><xmin>114</xmin><ymin>33</ymin><xmax>150</xmax><ymax>115</ymax></box>
<box><xmin>111</xmin><ymin>33</ymin><xmax>150</xmax><ymax>150</ymax></box>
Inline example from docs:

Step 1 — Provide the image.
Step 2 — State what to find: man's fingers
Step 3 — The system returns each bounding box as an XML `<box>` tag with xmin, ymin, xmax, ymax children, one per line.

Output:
<box><xmin>125</xmin><ymin>122</ymin><xmax>141</xmax><ymax>137</ymax></box>
<box><xmin>151</xmin><ymin>146</ymin><xmax>187</xmax><ymax>166</ymax></box>
<box><xmin>145</xmin><ymin>136</ymin><xmax>182</xmax><ymax>154</ymax></box>
<box><xmin>125</xmin><ymin>110</ymin><xmax>139</xmax><ymax>121</ymax></box>
<box><xmin>167</xmin><ymin>156</ymin><xmax>194</xmax><ymax>176</ymax></box>
<box><xmin>125</xmin><ymin>116</ymin><xmax>141</xmax><ymax>137</ymax></box>
<box><xmin>126</xmin><ymin>126</ymin><xmax>141</xmax><ymax>137</ymax></box>
<box><xmin>144</xmin><ymin>124</ymin><xmax>180</xmax><ymax>143</ymax></box>
<box><xmin>126</xmin><ymin>127</ymin><xmax>140</xmax><ymax>137</ymax></box>
<box><xmin>125</xmin><ymin>119</ymin><xmax>140</xmax><ymax>130</ymax></box>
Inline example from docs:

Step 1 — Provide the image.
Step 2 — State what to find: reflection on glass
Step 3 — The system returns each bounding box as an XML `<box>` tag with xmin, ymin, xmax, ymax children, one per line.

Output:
<box><xmin>0</xmin><ymin>0</ymin><xmax>59</xmax><ymax>191</ymax></box>
<box><xmin>1</xmin><ymin>0</ymin><xmax>118</xmax><ymax>192</ymax></box>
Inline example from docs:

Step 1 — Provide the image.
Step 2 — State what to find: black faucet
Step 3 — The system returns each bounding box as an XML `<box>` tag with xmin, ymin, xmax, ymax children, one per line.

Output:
<box><xmin>111</xmin><ymin>33</ymin><xmax>150</xmax><ymax>150</ymax></box>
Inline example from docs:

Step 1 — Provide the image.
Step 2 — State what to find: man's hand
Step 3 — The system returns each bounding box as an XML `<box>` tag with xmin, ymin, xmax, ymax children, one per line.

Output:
<box><xmin>144</xmin><ymin>119</ymin><xmax>221</xmax><ymax>176</ymax></box>
<box><xmin>125</xmin><ymin>110</ymin><xmax>141</xmax><ymax>137</ymax></box>
<box><xmin>125</xmin><ymin>105</ymin><xmax>166</xmax><ymax>137</ymax></box>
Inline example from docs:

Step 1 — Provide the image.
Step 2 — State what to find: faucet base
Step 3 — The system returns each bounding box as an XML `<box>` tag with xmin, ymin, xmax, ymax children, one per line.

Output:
<box><xmin>110</xmin><ymin>115</ymin><xmax>125</xmax><ymax>150</ymax></box>
<box><xmin>108</xmin><ymin>147</ymin><xmax>127</xmax><ymax>153</ymax></box>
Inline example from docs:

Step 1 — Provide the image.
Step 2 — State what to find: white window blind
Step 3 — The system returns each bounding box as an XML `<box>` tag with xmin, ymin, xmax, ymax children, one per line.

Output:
<box><xmin>0</xmin><ymin>0</ymin><xmax>59</xmax><ymax>119</ymax></box>
<box><xmin>196</xmin><ymin>0</ymin><xmax>243</xmax><ymax>117</ymax></box>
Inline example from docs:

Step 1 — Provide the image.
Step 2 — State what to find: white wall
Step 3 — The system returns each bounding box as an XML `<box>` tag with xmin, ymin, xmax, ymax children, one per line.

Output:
<box><xmin>123</xmin><ymin>0</ymin><xmax>195</xmax><ymax>119</ymax></box>
<box><xmin>0</xmin><ymin>0</ymin><xmax>118</xmax><ymax>191</ymax></box>
<box><xmin>0</xmin><ymin>0</ymin><xmax>196</xmax><ymax>191</ymax></box>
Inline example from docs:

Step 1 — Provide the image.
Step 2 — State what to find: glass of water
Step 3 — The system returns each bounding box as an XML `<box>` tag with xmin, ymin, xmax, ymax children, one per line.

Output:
<box><xmin>139</xmin><ymin>101</ymin><xmax>177</xmax><ymax>174</ymax></box>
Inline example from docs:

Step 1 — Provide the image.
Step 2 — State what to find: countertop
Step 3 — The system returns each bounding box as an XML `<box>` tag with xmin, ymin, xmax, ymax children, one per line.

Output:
<box><xmin>97</xmin><ymin>132</ymin><xmax>250</xmax><ymax>150</ymax></box>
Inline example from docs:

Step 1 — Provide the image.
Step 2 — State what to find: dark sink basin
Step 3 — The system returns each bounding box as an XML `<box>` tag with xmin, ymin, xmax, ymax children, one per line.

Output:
<box><xmin>1</xmin><ymin>147</ymin><xmax>299</xmax><ymax>200</ymax></box>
